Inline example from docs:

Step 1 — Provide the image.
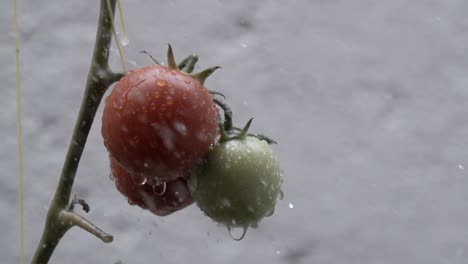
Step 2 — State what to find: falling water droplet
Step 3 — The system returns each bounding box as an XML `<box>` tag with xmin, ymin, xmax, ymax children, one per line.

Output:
<box><xmin>227</xmin><ymin>226</ymin><xmax>247</xmax><ymax>241</ymax></box>
<box><xmin>131</xmin><ymin>174</ymin><xmax>147</xmax><ymax>186</ymax></box>
<box><xmin>288</xmin><ymin>203</ymin><xmax>294</xmax><ymax>209</ymax></box>
<box><xmin>152</xmin><ymin>182</ymin><xmax>167</xmax><ymax>196</ymax></box>
<box><xmin>109</xmin><ymin>173</ymin><xmax>114</xmax><ymax>181</ymax></box>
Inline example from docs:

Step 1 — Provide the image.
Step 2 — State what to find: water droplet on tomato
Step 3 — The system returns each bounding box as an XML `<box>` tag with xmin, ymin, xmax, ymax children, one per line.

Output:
<box><xmin>173</xmin><ymin>121</ymin><xmax>187</xmax><ymax>136</ymax></box>
<box><xmin>138</xmin><ymin>114</ymin><xmax>148</xmax><ymax>123</ymax></box>
<box><xmin>131</xmin><ymin>174</ymin><xmax>147</xmax><ymax>186</ymax></box>
<box><xmin>152</xmin><ymin>182</ymin><xmax>167</xmax><ymax>196</ymax></box>
<box><xmin>227</xmin><ymin>226</ymin><xmax>247</xmax><ymax>241</ymax></box>
<box><xmin>166</xmin><ymin>96</ymin><xmax>174</xmax><ymax>105</ymax></box>
<box><xmin>121</xmin><ymin>126</ymin><xmax>129</xmax><ymax>133</ymax></box>
<box><xmin>157</xmin><ymin>79</ymin><xmax>167</xmax><ymax>87</ymax></box>
<box><xmin>160</xmin><ymin>126</ymin><xmax>175</xmax><ymax>150</ymax></box>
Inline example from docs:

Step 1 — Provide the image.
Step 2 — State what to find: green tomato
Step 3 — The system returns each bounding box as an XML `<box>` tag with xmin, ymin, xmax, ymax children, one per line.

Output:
<box><xmin>189</xmin><ymin>136</ymin><xmax>283</xmax><ymax>229</ymax></box>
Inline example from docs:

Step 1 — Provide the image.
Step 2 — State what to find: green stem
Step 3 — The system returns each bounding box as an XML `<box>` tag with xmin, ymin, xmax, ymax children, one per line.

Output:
<box><xmin>31</xmin><ymin>0</ymin><xmax>123</xmax><ymax>263</ymax></box>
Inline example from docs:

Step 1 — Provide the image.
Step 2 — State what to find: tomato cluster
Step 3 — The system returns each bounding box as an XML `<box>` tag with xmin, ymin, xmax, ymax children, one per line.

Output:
<box><xmin>102</xmin><ymin>45</ymin><xmax>283</xmax><ymax>236</ymax></box>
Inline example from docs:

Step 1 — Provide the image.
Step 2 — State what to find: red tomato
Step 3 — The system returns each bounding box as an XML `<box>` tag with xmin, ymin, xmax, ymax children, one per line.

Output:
<box><xmin>110</xmin><ymin>156</ymin><xmax>194</xmax><ymax>216</ymax></box>
<box><xmin>102</xmin><ymin>64</ymin><xmax>219</xmax><ymax>184</ymax></box>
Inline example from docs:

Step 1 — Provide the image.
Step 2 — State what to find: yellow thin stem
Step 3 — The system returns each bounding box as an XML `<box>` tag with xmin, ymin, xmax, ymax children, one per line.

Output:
<box><xmin>106</xmin><ymin>0</ymin><xmax>128</xmax><ymax>73</ymax></box>
<box><xmin>13</xmin><ymin>0</ymin><xmax>25</xmax><ymax>263</ymax></box>
<box><xmin>116</xmin><ymin>0</ymin><xmax>128</xmax><ymax>45</ymax></box>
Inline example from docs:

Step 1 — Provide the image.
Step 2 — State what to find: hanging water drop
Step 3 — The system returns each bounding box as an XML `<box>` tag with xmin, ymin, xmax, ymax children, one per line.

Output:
<box><xmin>278</xmin><ymin>190</ymin><xmax>284</xmax><ymax>200</ymax></box>
<box><xmin>265</xmin><ymin>207</ymin><xmax>275</xmax><ymax>217</ymax></box>
<box><xmin>152</xmin><ymin>182</ymin><xmax>167</xmax><ymax>196</ymax></box>
<box><xmin>227</xmin><ymin>226</ymin><xmax>247</xmax><ymax>241</ymax></box>
<box><xmin>130</xmin><ymin>174</ymin><xmax>147</xmax><ymax>186</ymax></box>
<box><xmin>120</xmin><ymin>35</ymin><xmax>129</xmax><ymax>46</ymax></box>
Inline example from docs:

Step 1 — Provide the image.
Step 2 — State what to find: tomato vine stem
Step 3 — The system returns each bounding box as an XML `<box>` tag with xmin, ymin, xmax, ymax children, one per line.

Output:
<box><xmin>31</xmin><ymin>0</ymin><xmax>123</xmax><ymax>263</ymax></box>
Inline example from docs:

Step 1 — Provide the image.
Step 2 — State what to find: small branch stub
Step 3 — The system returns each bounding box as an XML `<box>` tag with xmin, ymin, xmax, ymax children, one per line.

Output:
<box><xmin>60</xmin><ymin>210</ymin><xmax>113</xmax><ymax>243</ymax></box>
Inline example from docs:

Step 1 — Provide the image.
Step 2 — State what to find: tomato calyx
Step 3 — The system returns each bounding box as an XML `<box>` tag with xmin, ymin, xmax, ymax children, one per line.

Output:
<box><xmin>213</xmin><ymin>98</ymin><xmax>277</xmax><ymax>144</ymax></box>
<box><xmin>177</xmin><ymin>53</ymin><xmax>198</xmax><ymax>73</ymax></box>
<box><xmin>140</xmin><ymin>44</ymin><xmax>224</xmax><ymax>96</ymax></box>
<box><xmin>220</xmin><ymin>117</ymin><xmax>254</xmax><ymax>141</ymax></box>
<box><xmin>140</xmin><ymin>44</ymin><xmax>221</xmax><ymax>80</ymax></box>
<box><xmin>232</xmin><ymin>127</ymin><xmax>277</xmax><ymax>144</ymax></box>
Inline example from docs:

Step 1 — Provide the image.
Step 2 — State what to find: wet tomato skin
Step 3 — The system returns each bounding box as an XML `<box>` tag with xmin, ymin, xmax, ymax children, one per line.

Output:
<box><xmin>110</xmin><ymin>156</ymin><xmax>194</xmax><ymax>216</ymax></box>
<box><xmin>102</xmin><ymin>64</ymin><xmax>219</xmax><ymax>184</ymax></box>
<box><xmin>189</xmin><ymin>136</ymin><xmax>283</xmax><ymax>228</ymax></box>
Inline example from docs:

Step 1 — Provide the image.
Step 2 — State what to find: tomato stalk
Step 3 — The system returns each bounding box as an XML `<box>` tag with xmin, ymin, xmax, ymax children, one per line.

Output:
<box><xmin>213</xmin><ymin>98</ymin><xmax>277</xmax><ymax>144</ymax></box>
<box><xmin>31</xmin><ymin>0</ymin><xmax>123</xmax><ymax>263</ymax></box>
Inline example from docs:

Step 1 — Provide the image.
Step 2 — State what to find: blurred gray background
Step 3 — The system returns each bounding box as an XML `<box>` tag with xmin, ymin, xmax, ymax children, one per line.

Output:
<box><xmin>2</xmin><ymin>0</ymin><xmax>468</xmax><ymax>263</ymax></box>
